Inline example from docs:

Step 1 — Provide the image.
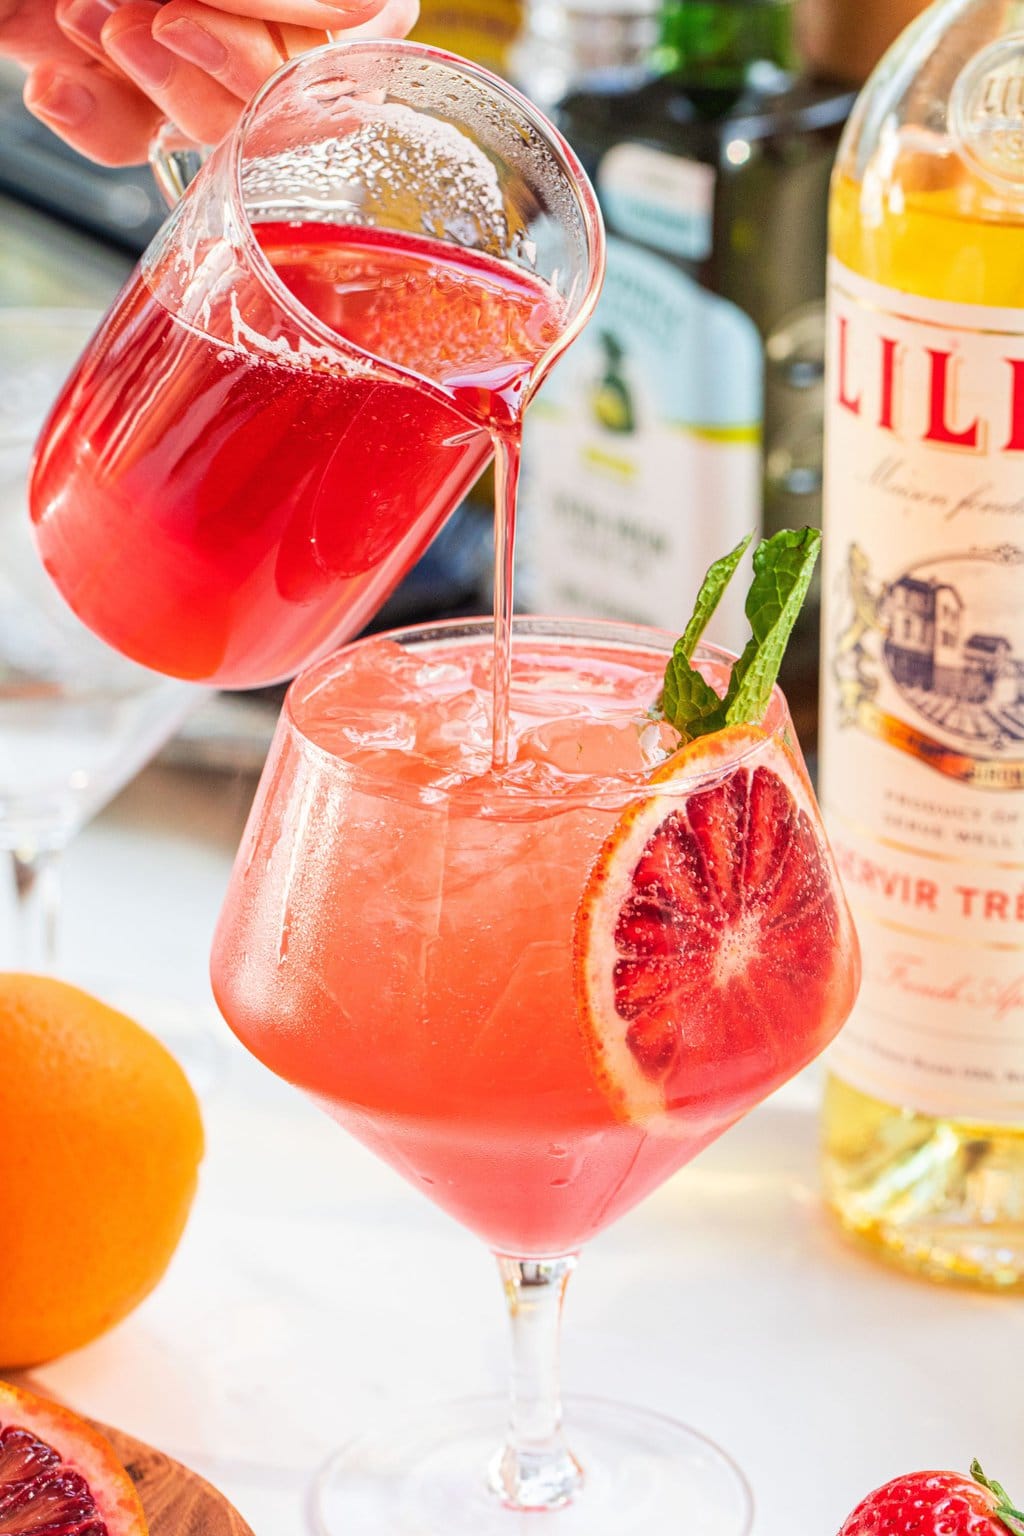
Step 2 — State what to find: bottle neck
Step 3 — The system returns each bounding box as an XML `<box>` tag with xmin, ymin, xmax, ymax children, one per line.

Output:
<box><xmin>657</xmin><ymin>0</ymin><xmax>796</xmax><ymax>88</ymax></box>
<box><xmin>514</xmin><ymin>1</ymin><xmax>661</xmax><ymax>111</ymax></box>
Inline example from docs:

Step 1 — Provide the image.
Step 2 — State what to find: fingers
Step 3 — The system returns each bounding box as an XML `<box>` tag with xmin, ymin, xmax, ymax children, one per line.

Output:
<box><xmin>21</xmin><ymin>0</ymin><xmax>419</xmax><ymax>166</ymax></box>
<box><xmin>335</xmin><ymin>0</ymin><xmax>418</xmax><ymax>39</ymax></box>
<box><xmin>153</xmin><ymin>0</ymin><xmax>325</xmax><ymax>103</ymax></box>
<box><xmin>148</xmin><ymin>0</ymin><xmax>418</xmax><ymax>129</ymax></box>
<box><xmin>1</xmin><ymin>0</ymin><xmax>93</xmax><ymax>68</ymax></box>
<box><xmin>23</xmin><ymin>55</ymin><xmax>163</xmax><ymax>163</ymax></box>
<box><xmin>56</xmin><ymin>0</ymin><xmax>125</xmax><ymax>65</ymax></box>
<box><xmin>169</xmin><ymin>0</ymin><xmax>391</xmax><ymax>34</ymax></box>
<box><xmin>101</xmin><ymin>0</ymin><xmax>240</xmax><ymax>145</ymax></box>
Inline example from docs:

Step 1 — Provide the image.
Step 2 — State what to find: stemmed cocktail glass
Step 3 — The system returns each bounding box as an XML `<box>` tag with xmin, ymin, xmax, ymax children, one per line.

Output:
<box><xmin>211</xmin><ymin>615</ymin><xmax>859</xmax><ymax>1536</ymax></box>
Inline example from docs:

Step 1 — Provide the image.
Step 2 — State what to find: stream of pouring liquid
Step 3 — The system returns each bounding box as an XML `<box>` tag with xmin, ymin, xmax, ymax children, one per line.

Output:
<box><xmin>262</xmin><ymin>220</ymin><xmax>567</xmax><ymax>769</ymax></box>
<box><xmin>489</xmin><ymin>433</ymin><xmax>521</xmax><ymax>771</ymax></box>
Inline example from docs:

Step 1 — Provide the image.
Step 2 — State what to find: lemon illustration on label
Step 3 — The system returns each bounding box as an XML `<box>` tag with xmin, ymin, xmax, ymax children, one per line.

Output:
<box><xmin>591</xmin><ymin>331</ymin><xmax>636</xmax><ymax>435</ymax></box>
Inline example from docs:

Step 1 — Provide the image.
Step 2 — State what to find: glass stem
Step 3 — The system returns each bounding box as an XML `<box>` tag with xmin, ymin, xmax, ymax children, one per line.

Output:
<box><xmin>9</xmin><ymin>845</ymin><xmax>62</xmax><ymax>972</ymax></box>
<box><xmin>489</xmin><ymin>1254</ymin><xmax>584</xmax><ymax>1511</ymax></box>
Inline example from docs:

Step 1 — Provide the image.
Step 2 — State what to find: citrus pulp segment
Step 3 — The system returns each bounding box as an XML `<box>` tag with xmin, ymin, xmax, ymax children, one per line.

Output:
<box><xmin>575</xmin><ymin>725</ymin><xmax>858</xmax><ymax>1129</ymax></box>
<box><xmin>0</xmin><ymin>1381</ymin><xmax>147</xmax><ymax>1536</ymax></box>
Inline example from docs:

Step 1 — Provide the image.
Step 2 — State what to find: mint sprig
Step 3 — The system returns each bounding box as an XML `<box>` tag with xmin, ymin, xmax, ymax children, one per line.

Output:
<box><xmin>657</xmin><ymin>527</ymin><xmax>821</xmax><ymax>743</ymax></box>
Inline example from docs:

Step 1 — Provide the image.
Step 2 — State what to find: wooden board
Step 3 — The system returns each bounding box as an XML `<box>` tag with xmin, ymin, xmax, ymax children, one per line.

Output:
<box><xmin>4</xmin><ymin>1373</ymin><xmax>255</xmax><ymax>1535</ymax></box>
<box><xmin>96</xmin><ymin>1422</ymin><xmax>256</xmax><ymax>1536</ymax></box>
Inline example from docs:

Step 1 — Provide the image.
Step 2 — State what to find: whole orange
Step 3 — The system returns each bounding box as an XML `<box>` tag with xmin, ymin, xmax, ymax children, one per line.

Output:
<box><xmin>0</xmin><ymin>973</ymin><xmax>204</xmax><ymax>1367</ymax></box>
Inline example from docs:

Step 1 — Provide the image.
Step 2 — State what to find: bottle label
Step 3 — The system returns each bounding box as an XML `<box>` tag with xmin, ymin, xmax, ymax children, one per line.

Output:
<box><xmin>598</xmin><ymin>144</ymin><xmax>716</xmax><ymax>262</ymax></box>
<box><xmin>520</xmin><ymin>231</ymin><xmax>762</xmax><ymax>653</ymax></box>
<box><xmin>822</xmin><ymin>257</ymin><xmax>1024</xmax><ymax>1121</ymax></box>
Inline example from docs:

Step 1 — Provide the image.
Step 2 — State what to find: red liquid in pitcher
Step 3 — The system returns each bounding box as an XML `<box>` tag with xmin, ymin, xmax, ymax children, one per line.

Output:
<box><xmin>30</xmin><ymin>225</ymin><xmax>565</xmax><ymax>688</ymax></box>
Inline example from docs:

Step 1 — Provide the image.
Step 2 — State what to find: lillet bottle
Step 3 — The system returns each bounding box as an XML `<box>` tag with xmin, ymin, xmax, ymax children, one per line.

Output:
<box><xmin>820</xmin><ymin>0</ymin><xmax>1024</xmax><ymax>1288</ymax></box>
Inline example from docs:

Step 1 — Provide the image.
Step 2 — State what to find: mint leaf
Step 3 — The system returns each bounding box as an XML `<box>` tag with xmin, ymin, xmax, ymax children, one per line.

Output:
<box><xmin>724</xmin><ymin>527</ymin><xmax>820</xmax><ymax>726</ymax></box>
<box><xmin>658</xmin><ymin>534</ymin><xmax>752</xmax><ymax>742</ymax></box>
<box><xmin>677</xmin><ymin>534</ymin><xmax>752</xmax><ymax>662</ymax></box>
<box><xmin>661</xmin><ymin>659</ymin><xmax>728</xmax><ymax>739</ymax></box>
<box><xmin>656</xmin><ymin>526</ymin><xmax>820</xmax><ymax>743</ymax></box>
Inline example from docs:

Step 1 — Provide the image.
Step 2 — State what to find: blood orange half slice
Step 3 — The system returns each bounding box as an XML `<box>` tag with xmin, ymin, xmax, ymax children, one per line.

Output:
<box><xmin>575</xmin><ymin>724</ymin><xmax>858</xmax><ymax>1129</ymax></box>
<box><xmin>0</xmin><ymin>1380</ymin><xmax>147</xmax><ymax>1536</ymax></box>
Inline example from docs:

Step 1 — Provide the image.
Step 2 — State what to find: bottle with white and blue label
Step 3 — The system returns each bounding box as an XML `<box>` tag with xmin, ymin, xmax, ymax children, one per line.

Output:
<box><xmin>516</xmin><ymin>0</ymin><xmax>855</xmax><ymax>722</ymax></box>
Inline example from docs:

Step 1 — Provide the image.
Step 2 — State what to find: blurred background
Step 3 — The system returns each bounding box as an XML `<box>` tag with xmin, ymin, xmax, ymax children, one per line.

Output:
<box><xmin>4</xmin><ymin>13</ymin><xmax>1021</xmax><ymax>1531</ymax></box>
<box><xmin>0</xmin><ymin>0</ymin><xmax>929</xmax><ymax>762</ymax></box>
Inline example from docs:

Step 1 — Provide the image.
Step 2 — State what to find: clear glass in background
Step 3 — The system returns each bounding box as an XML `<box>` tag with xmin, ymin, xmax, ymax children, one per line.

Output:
<box><xmin>0</xmin><ymin>309</ymin><xmax>199</xmax><ymax>971</ymax></box>
<box><xmin>30</xmin><ymin>40</ymin><xmax>603</xmax><ymax>691</ymax></box>
<box><xmin>211</xmin><ymin>616</ymin><xmax>859</xmax><ymax>1535</ymax></box>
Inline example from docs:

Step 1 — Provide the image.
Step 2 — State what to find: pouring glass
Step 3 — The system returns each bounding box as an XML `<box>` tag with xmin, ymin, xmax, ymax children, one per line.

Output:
<box><xmin>29</xmin><ymin>40</ymin><xmax>604</xmax><ymax>690</ymax></box>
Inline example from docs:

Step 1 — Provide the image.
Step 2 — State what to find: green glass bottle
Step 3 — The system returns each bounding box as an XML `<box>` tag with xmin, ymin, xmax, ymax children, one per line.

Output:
<box><xmin>517</xmin><ymin>0</ymin><xmax>855</xmax><ymax>735</ymax></box>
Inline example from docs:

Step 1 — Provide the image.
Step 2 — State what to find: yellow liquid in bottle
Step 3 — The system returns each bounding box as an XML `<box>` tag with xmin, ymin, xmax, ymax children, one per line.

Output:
<box><xmin>411</xmin><ymin>0</ymin><xmax>522</xmax><ymax>73</ymax></box>
<box><xmin>830</xmin><ymin>166</ymin><xmax>1024</xmax><ymax>305</ymax></box>
<box><xmin>824</xmin><ymin>163</ymin><xmax>1024</xmax><ymax>1290</ymax></box>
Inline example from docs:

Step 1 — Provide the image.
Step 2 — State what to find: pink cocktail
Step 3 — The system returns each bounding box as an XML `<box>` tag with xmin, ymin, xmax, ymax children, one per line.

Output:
<box><xmin>212</xmin><ymin>615</ymin><xmax>858</xmax><ymax>1536</ymax></box>
<box><xmin>30</xmin><ymin>224</ymin><xmax>567</xmax><ymax>689</ymax></box>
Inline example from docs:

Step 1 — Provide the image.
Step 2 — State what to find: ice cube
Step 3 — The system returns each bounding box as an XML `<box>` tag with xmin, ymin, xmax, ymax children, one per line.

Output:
<box><xmin>513</xmin><ymin>713</ymin><xmax>676</xmax><ymax>780</ymax></box>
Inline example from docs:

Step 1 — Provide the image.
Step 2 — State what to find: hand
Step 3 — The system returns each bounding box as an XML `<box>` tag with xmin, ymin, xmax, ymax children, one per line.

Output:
<box><xmin>8</xmin><ymin>0</ymin><xmax>418</xmax><ymax>165</ymax></box>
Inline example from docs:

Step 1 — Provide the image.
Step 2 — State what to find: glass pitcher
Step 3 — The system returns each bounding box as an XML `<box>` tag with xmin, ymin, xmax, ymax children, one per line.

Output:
<box><xmin>30</xmin><ymin>41</ymin><xmax>604</xmax><ymax>689</ymax></box>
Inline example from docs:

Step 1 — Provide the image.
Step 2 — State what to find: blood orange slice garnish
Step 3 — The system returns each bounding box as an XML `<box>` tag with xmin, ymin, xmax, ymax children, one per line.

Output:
<box><xmin>575</xmin><ymin>724</ymin><xmax>858</xmax><ymax>1128</ymax></box>
<box><xmin>0</xmin><ymin>1381</ymin><xmax>147</xmax><ymax>1536</ymax></box>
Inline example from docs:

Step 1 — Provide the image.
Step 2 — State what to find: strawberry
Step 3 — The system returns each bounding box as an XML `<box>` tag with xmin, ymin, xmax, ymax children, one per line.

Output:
<box><xmin>839</xmin><ymin>1464</ymin><xmax>1024</xmax><ymax>1536</ymax></box>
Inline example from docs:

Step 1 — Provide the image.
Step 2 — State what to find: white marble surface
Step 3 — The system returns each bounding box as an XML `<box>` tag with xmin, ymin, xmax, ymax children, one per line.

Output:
<box><xmin>9</xmin><ymin>762</ymin><xmax>1021</xmax><ymax>1535</ymax></box>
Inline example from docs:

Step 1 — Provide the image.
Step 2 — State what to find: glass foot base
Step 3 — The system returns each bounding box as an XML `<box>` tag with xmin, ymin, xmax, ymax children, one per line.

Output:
<box><xmin>312</xmin><ymin>1395</ymin><xmax>753</xmax><ymax>1536</ymax></box>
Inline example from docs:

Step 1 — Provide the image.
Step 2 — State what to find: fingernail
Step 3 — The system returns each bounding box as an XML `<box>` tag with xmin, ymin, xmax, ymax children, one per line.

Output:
<box><xmin>27</xmin><ymin>73</ymin><xmax>96</xmax><ymax>126</ymax></box>
<box><xmin>105</xmin><ymin>22</ymin><xmax>174</xmax><ymax>87</ymax></box>
<box><xmin>61</xmin><ymin>0</ymin><xmax>118</xmax><ymax>49</ymax></box>
<box><xmin>157</xmin><ymin>18</ymin><xmax>228</xmax><ymax>73</ymax></box>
